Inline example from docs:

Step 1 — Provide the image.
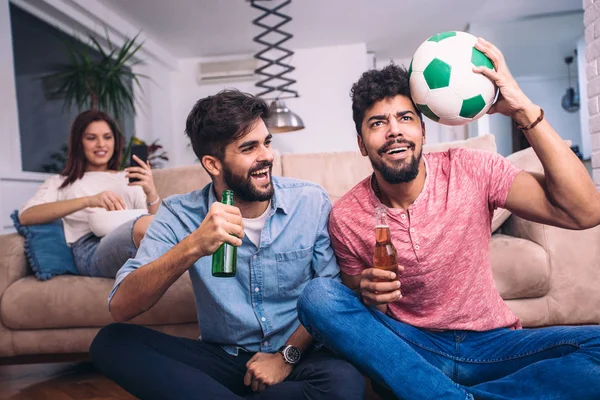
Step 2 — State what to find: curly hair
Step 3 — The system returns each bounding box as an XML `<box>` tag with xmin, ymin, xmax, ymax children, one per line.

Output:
<box><xmin>185</xmin><ymin>89</ymin><xmax>270</xmax><ymax>162</ymax></box>
<box><xmin>351</xmin><ymin>63</ymin><xmax>421</xmax><ymax>136</ymax></box>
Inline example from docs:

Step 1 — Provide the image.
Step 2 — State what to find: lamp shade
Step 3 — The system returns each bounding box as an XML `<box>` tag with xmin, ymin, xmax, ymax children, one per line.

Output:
<box><xmin>266</xmin><ymin>100</ymin><xmax>305</xmax><ymax>133</ymax></box>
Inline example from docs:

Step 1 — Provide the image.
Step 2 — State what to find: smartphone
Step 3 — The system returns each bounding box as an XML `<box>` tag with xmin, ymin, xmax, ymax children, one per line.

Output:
<box><xmin>129</xmin><ymin>144</ymin><xmax>149</xmax><ymax>183</ymax></box>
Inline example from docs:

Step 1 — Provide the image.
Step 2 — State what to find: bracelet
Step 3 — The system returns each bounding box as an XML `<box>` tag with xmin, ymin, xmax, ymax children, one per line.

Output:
<box><xmin>146</xmin><ymin>196</ymin><xmax>160</xmax><ymax>207</ymax></box>
<box><xmin>515</xmin><ymin>108</ymin><xmax>544</xmax><ymax>131</ymax></box>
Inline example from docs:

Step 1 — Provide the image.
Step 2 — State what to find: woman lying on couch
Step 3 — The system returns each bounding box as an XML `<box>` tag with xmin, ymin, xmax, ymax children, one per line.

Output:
<box><xmin>18</xmin><ymin>110</ymin><xmax>158</xmax><ymax>278</ymax></box>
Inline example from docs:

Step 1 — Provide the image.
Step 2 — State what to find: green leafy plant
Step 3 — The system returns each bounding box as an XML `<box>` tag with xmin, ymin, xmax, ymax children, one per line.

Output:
<box><xmin>41</xmin><ymin>31</ymin><xmax>147</xmax><ymax>119</ymax></box>
<box><xmin>147</xmin><ymin>139</ymin><xmax>170</xmax><ymax>168</ymax></box>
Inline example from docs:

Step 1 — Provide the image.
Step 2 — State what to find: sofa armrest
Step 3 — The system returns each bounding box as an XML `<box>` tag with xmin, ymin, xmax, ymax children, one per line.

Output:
<box><xmin>0</xmin><ymin>233</ymin><xmax>30</xmax><ymax>295</ymax></box>
<box><xmin>501</xmin><ymin>215</ymin><xmax>600</xmax><ymax>325</ymax></box>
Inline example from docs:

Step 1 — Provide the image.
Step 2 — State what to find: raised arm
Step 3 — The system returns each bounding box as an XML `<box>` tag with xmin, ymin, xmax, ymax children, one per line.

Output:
<box><xmin>109</xmin><ymin>202</ymin><xmax>244</xmax><ymax>322</ymax></box>
<box><xmin>125</xmin><ymin>154</ymin><xmax>161</xmax><ymax>215</ymax></box>
<box><xmin>474</xmin><ymin>38</ymin><xmax>600</xmax><ymax>230</ymax></box>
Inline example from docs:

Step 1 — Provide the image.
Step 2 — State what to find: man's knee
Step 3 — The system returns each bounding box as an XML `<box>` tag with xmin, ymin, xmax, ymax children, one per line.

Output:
<box><xmin>298</xmin><ymin>278</ymin><xmax>348</xmax><ymax>328</ymax></box>
<box><xmin>315</xmin><ymin>359</ymin><xmax>366</xmax><ymax>400</ymax></box>
<box><xmin>298</xmin><ymin>277</ymin><xmax>341</xmax><ymax>313</ymax></box>
<box><xmin>90</xmin><ymin>323</ymin><xmax>136</xmax><ymax>364</ymax></box>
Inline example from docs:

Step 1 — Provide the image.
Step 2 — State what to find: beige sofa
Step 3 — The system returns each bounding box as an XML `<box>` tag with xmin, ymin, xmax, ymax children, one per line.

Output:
<box><xmin>1</xmin><ymin>134</ymin><xmax>599</xmax><ymax>361</ymax></box>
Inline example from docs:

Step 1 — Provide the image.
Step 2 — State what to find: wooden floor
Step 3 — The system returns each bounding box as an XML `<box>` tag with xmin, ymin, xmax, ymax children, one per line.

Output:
<box><xmin>0</xmin><ymin>362</ymin><xmax>135</xmax><ymax>400</ymax></box>
<box><xmin>0</xmin><ymin>361</ymin><xmax>382</xmax><ymax>400</ymax></box>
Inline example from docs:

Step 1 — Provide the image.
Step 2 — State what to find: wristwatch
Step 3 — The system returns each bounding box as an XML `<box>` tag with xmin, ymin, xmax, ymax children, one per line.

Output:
<box><xmin>278</xmin><ymin>345</ymin><xmax>302</xmax><ymax>365</ymax></box>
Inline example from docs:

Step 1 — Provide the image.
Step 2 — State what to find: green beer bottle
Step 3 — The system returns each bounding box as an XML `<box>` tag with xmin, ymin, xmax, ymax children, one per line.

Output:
<box><xmin>211</xmin><ymin>190</ymin><xmax>237</xmax><ymax>277</ymax></box>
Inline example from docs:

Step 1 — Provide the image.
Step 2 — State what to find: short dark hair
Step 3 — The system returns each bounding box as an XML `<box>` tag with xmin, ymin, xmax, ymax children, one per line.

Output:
<box><xmin>185</xmin><ymin>89</ymin><xmax>270</xmax><ymax>162</ymax></box>
<box><xmin>351</xmin><ymin>63</ymin><xmax>422</xmax><ymax>136</ymax></box>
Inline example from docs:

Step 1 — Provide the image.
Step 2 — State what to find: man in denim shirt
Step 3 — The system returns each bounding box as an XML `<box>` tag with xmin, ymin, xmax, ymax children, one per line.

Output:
<box><xmin>90</xmin><ymin>89</ymin><xmax>364</xmax><ymax>400</ymax></box>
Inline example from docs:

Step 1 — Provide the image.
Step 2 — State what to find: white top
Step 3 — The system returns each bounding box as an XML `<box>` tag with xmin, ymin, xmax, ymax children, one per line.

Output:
<box><xmin>21</xmin><ymin>172</ymin><xmax>147</xmax><ymax>244</ymax></box>
<box><xmin>242</xmin><ymin>202</ymin><xmax>270</xmax><ymax>247</ymax></box>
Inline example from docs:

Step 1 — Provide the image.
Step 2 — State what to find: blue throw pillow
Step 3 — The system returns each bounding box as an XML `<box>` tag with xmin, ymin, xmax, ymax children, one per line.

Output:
<box><xmin>10</xmin><ymin>210</ymin><xmax>78</xmax><ymax>280</ymax></box>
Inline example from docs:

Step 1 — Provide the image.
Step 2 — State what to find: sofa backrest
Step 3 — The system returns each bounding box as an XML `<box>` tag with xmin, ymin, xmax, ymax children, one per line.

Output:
<box><xmin>279</xmin><ymin>134</ymin><xmax>497</xmax><ymax>202</ymax></box>
<box><xmin>150</xmin><ymin>134</ymin><xmax>548</xmax><ymax>232</ymax></box>
<box><xmin>153</xmin><ymin>135</ymin><xmax>497</xmax><ymax>201</ymax></box>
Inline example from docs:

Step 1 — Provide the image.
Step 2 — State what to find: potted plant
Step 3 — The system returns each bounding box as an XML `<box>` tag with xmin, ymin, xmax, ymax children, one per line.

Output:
<box><xmin>41</xmin><ymin>31</ymin><xmax>168</xmax><ymax>171</ymax></box>
<box><xmin>42</xmin><ymin>31</ymin><xmax>146</xmax><ymax>119</ymax></box>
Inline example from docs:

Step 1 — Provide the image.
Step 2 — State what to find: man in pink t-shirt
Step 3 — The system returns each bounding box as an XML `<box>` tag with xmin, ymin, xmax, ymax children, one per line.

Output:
<box><xmin>298</xmin><ymin>38</ymin><xmax>600</xmax><ymax>400</ymax></box>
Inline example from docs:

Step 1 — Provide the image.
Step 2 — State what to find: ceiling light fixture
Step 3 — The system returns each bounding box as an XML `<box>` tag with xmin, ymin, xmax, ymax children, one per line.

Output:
<box><xmin>250</xmin><ymin>0</ymin><xmax>304</xmax><ymax>133</ymax></box>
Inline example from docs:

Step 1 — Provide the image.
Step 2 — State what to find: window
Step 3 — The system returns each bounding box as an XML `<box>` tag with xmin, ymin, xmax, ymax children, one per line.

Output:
<box><xmin>9</xmin><ymin>4</ymin><xmax>133</xmax><ymax>173</ymax></box>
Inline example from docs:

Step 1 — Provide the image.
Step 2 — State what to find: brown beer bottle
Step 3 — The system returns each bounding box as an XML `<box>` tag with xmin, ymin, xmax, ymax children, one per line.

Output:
<box><xmin>373</xmin><ymin>206</ymin><xmax>398</xmax><ymax>278</ymax></box>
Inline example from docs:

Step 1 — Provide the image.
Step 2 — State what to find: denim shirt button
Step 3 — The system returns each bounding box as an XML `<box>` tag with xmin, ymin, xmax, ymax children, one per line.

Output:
<box><xmin>255</xmin><ymin>287</ymin><xmax>260</xmax><ymax>292</ymax></box>
<box><xmin>261</xmin><ymin>317</ymin><xmax>266</xmax><ymax>322</ymax></box>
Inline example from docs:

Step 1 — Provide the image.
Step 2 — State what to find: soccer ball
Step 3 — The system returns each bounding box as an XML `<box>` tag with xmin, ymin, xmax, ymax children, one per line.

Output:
<box><xmin>408</xmin><ymin>31</ymin><xmax>498</xmax><ymax>126</ymax></box>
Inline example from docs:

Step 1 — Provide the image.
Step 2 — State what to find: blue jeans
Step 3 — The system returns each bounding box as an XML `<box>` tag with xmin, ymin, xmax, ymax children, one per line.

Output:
<box><xmin>297</xmin><ymin>278</ymin><xmax>600</xmax><ymax>400</ymax></box>
<box><xmin>71</xmin><ymin>217</ymin><xmax>140</xmax><ymax>278</ymax></box>
<box><xmin>90</xmin><ymin>323</ymin><xmax>366</xmax><ymax>400</ymax></box>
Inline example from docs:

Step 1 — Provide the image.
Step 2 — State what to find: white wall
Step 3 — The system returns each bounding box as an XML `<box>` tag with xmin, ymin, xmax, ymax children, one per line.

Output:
<box><xmin>578</xmin><ymin>36</ymin><xmax>591</xmax><ymax>159</ymax></box>
<box><xmin>133</xmin><ymin>61</ymin><xmax>177</xmax><ymax>163</ymax></box>
<box><xmin>489</xmin><ymin>114</ymin><xmax>513</xmax><ymax>156</ymax></box>
<box><xmin>487</xmin><ymin>75</ymin><xmax>583</xmax><ymax>157</ymax></box>
<box><xmin>171</xmin><ymin>54</ymin><xmax>259</xmax><ymax>167</ymax></box>
<box><xmin>470</xmin><ymin>13</ymin><xmax>585</xmax><ymax>157</ymax></box>
<box><xmin>517</xmin><ymin>76</ymin><xmax>582</xmax><ymax>148</ymax></box>
<box><xmin>171</xmin><ymin>43</ymin><xmax>369</xmax><ymax>166</ymax></box>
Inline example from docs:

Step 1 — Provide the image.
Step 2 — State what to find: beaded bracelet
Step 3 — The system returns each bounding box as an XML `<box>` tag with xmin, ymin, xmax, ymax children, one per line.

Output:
<box><xmin>515</xmin><ymin>108</ymin><xmax>544</xmax><ymax>131</ymax></box>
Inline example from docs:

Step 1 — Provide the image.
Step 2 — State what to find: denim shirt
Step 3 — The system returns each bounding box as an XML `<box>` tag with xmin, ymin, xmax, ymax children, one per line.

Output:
<box><xmin>109</xmin><ymin>176</ymin><xmax>340</xmax><ymax>355</ymax></box>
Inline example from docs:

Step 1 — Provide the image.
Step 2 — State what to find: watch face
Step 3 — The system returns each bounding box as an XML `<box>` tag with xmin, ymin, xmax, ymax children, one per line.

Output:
<box><xmin>284</xmin><ymin>346</ymin><xmax>302</xmax><ymax>364</ymax></box>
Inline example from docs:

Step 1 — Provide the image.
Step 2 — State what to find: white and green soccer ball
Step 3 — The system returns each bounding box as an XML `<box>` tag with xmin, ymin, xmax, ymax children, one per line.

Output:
<box><xmin>408</xmin><ymin>31</ymin><xmax>498</xmax><ymax>126</ymax></box>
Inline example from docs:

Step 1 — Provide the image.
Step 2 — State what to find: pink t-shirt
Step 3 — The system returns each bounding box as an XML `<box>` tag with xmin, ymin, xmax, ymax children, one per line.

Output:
<box><xmin>329</xmin><ymin>148</ymin><xmax>523</xmax><ymax>331</ymax></box>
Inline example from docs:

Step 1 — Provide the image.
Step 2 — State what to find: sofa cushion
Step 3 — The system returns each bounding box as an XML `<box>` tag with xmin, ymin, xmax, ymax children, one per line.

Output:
<box><xmin>280</xmin><ymin>151</ymin><xmax>373</xmax><ymax>202</ymax></box>
<box><xmin>1</xmin><ymin>274</ymin><xmax>197</xmax><ymax>330</ymax></box>
<box><xmin>505</xmin><ymin>146</ymin><xmax>544</xmax><ymax>177</ymax></box>
<box><xmin>153</xmin><ymin>150</ymin><xmax>282</xmax><ymax>199</ymax></box>
<box><xmin>280</xmin><ymin>134</ymin><xmax>497</xmax><ymax>202</ymax></box>
<box><xmin>490</xmin><ymin>146</ymin><xmax>545</xmax><ymax>232</ymax></box>
<box><xmin>7</xmin><ymin>324</ymin><xmax>200</xmax><ymax>357</ymax></box>
<box><xmin>490</xmin><ymin>234</ymin><xmax>550</xmax><ymax>300</ymax></box>
<box><xmin>423</xmin><ymin>133</ymin><xmax>496</xmax><ymax>153</ymax></box>
<box><xmin>9</xmin><ymin>210</ymin><xmax>78</xmax><ymax>281</ymax></box>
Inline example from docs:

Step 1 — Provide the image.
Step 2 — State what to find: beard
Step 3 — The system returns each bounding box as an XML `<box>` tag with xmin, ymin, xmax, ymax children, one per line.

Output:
<box><xmin>223</xmin><ymin>161</ymin><xmax>274</xmax><ymax>202</ymax></box>
<box><xmin>368</xmin><ymin>138</ymin><xmax>422</xmax><ymax>184</ymax></box>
